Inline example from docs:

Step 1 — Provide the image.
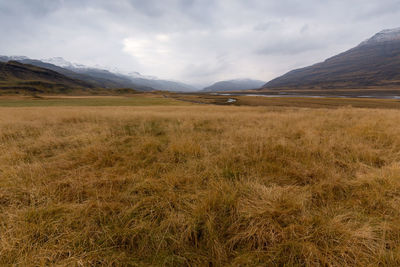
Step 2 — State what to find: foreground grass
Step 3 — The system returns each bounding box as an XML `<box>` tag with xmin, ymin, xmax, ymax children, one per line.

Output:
<box><xmin>1</xmin><ymin>105</ymin><xmax>400</xmax><ymax>265</ymax></box>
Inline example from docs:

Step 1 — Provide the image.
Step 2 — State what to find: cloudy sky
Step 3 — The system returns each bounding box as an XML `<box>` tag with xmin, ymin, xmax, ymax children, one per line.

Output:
<box><xmin>0</xmin><ymin>0</ymin><xmax>399</xmax><ymax>86</ymax></box>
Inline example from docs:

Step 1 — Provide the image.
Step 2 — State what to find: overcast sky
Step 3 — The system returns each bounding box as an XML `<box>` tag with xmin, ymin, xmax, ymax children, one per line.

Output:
<box><xmin>1</xmin><ymin>0</ymin><xmax>399</xmax><ymax>86</ymax></box>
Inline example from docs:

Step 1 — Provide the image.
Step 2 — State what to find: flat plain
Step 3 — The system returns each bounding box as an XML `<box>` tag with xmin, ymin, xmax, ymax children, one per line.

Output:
<box><xmin>0</xmin><ymin>95</ymin><xmax>187</xmax><ymax>107</ymax></box>
<box><xmin>1</xmin><ymin>94</ymin><xmax>400</xmax><ymax>266</ymax></box>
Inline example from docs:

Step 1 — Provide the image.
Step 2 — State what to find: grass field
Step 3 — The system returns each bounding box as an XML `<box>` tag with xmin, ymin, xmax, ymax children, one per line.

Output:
<box><xmin>235</xmin><ymin>95</ymin><xmax>400</xmax><ymax>109</ymax></box>
<box><xmin>167</xmin><ymin>93</ymin><xmax>400</xmax><ymax>109</ymax></box>
<box><xmin>0</xmin><ymin>95</ymin><xmax>187</xmax><ymax>107</ymax></box>
<box><xmin>1</xmin><ymin>97</ymin><xmax>400</xmax><ymax>265</ymax></box>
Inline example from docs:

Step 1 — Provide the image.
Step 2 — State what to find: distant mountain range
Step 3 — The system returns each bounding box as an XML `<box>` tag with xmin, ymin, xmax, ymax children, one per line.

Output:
<box><xmin>263</xmin><ymin>28</ymin><xmax>400</xmax><ymax>90</ymax></box>
<box><xmin>3</xmin><ymin>27</ymin><xmax>400</xmax><ymax>95</ymax></box>
<box><xmin>0</xmin><ymin>56</ymin><xmax>198</xmax><ymax>92</ymax></box>
<box><xmin>203</xmin><ymin>79</ymin><xmax>265</xmax><ymax>92</ymax></box>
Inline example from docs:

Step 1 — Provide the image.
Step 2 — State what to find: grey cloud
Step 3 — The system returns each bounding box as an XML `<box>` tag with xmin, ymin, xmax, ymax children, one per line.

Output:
<box><xmin>257</xmin><ymin>40</ymin><xmax>325</xmax><ymax>56</ymax></box>
<box><xmin>254</xmin><ymin>21</ymin><xmax>280</xmax><ymax>32</ymax></box>
<box><xmin>354</xmin><ymin>1</ymin><xmax>400</xmax><ymax>20</ymax></box>
<box><xmin>126</xmin><ymin>0</ymin><xmax>165</xmax><ymax>17</ymax></box>
<box><xmin>0</xmin><ymin>0</ymin><xmax>60</xmax><ymax>16</ymax></box>
<box><xmin>0</xmin><ymin>0</ymin><xmax>399</xmax><ymax>85</ymax></box>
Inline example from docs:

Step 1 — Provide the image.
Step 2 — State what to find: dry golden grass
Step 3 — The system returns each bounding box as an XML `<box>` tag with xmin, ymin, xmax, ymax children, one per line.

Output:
<box><xmin>1</xmin><ymin>105</ymin><xmax>400</xmax><ymax>266</ymax></box>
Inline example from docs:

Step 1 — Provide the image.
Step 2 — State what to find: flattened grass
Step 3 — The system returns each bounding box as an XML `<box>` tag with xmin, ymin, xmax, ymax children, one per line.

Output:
<box><xmin>1</xmin><ymin>105</ymin><xmax>400</xmax><ymax>265</ymax></box>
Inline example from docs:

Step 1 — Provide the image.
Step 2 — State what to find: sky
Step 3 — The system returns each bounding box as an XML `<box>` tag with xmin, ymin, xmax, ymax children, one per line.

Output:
<box><xmin>0</xmin><ymin>0</ymin><xmax>400</xmax><ymax>87</ymax></box>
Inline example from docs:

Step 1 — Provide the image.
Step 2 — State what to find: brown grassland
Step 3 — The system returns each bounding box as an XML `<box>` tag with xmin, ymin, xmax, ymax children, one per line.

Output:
<box><xmin>166</xmin><ymin>93</ymin><xmax>400</xmax><ymax>109</ymax></box>
<box><xmin>1</xmin><ymin>96</ymin><xmax>400</xmax><ymax>266</ymax></box>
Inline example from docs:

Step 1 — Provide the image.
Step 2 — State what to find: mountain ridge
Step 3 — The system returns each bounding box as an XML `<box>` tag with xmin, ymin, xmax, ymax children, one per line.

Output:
<box><xmin>42</xmin><ymin>57</ymin><xmax>198</xmax><ymax>92</ymax></box>
<box><xmin>0</xmin><ymin>60</ymin><xmax>93</xmax><ymax>93</ymax></box>
<box><xmin>0</xmin><ymin>56</ymin><xmax>153</xmax><ymax>90</ymax></box>
<box><xmin>203</xmin><ymin>79</ymin><xmax>265</xmax><ymax>92</ymax></box>
<box><xmin>0</xmin><ymin>56</ymin><xmax>198</xmax><ymax>92</ymax></box>
<box><xmin>263</xmin><ymin>27</ymin><xmax>400</xmax><ymax>91</ymax></box>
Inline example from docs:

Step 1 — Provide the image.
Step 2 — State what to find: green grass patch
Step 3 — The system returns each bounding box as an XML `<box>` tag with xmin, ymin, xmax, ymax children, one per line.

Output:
<box><xmin>0</xmin><ymin>96</ymin><xmax>190</xmax><ymax>107</ymax></box>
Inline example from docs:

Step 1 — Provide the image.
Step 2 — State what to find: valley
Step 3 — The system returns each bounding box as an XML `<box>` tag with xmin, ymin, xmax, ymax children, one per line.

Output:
<box><xmin>2</xmin><ymin>5</ymin><xmax>400</xmax><ymax>264</ymax></box>
<box><xmin>3</xmin><ymin>92</ymin><xmax>400</xmax><ymax>110</ymax></box>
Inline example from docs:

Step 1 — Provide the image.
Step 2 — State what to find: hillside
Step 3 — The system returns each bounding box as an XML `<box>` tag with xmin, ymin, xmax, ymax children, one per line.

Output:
<box><xmin>1</xmin><ymin>56</ymin><xmax>200</xmax><ymax>92</ymax></box>
<box><xmin>0</xmin><ymin>57</ymin><xmax>154</xmax><ymax>91</ymax></box>
<box><xmin>0</xmin><ymin>61</ymin><xmax>92</xmax><ymax>93</ymax></box>
<box><xmin>263</xmin><ymin>28</ymin><xmax>400</xmax><ymax>90</ymax></box>
<box><xmin>203</xmin><ymin>79</ymin><xmax>265</xmax><ymax>92</ymax></box>
<box><xmin>40</xmin><ymin>57</ymin><xmax>198</xmax><ymax>92</ymax></box>
<box><xmin>41</xmin><ymin>57</ymin><xmax>197</xmax><ymax>92</ymax></box>
<box><xmin>67</xmin><ymin>67</ymin><xmax>154</xmax><ymax>91</ymax></box>
<box><xmin>129</xmin><ymin>77</ymin><xmax>198</xmax><ymax>92</ymax></box>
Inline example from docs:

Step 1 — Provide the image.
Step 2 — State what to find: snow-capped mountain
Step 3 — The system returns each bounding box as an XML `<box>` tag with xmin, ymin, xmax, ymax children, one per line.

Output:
<box><xmin>0</xmin><ymin>55</ymin><xmax>29</xmax><ymax>62</ymax></box>
<box><xmin>127</xmin><ymin>72</ymin><xmax>157</xmax><ymax>80</ymax></box>
<box><xmin>1</xmin><ymin>55</ymin><xmax>199</xmax><ymax>92</ymax></box>
<box><xmin>52</xmin><ymin>60</ymin><xmax>198</xmax><ymax>92</ymax></box>
<box><xmin>263</xmin><ymin>27</ymin><xmax>400</xmax><ymax>91</ymax></box>
<box><xmin>42</xmin><ymin>57</ymin><xmax>86</xmax><ymax>69</ymax></box>
<box><xmin>42</xmin><ymin>58</ymin><xmax>162</xmax><ymax>81</ymax></box>
<box><xmin>360</xmin><ymin>27</ymin><xmax>400</xmax><ymax>46</ymax></box>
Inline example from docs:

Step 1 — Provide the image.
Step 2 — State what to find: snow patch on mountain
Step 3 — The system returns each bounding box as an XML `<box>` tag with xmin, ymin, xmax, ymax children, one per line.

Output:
<box><xmin>42</xmin><ymin>57</ymin><xmax>87</xmax><ymax>69</ymax></box>
<box><xmin>360</xmin><ymin>27</ymin><xmax>400</xmax><ymax>46</ymax></box>
<box><xmin>0</xmin><ymin>55</ymin><xmax>29</xmax><ymax>62</ymax></box>
<box><xmin>127</xmin><ymin>72</ymin><xmax>157</xmax><ymax>80</ymax></box>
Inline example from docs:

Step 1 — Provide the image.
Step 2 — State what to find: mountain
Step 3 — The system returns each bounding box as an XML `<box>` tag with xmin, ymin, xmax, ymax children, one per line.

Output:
<box><xmin>42</xmin><ymin>57</ymin><xmax>86</xmax><ymax>69</ymax></box>
<box><xmin>263</xmin><ymin>27</ymin><xmax>400</xmax><ymax>90</ymax></box>
<box><xmin>43</xmin><ymin>57</ymin><xmax>198</xmax><ymax>92</ymax></box>
<box><xmin>203</xmin><ymin>79</ymin><xmax>266</xmax><ymax>92</ymax></box>
<box><xmin>0</xmin><ymin>56</ymin><xmax>31</xmax><ymax>62</ymax></box>
<box><xmin>0</xmin><ymin>57</ymin><xmax>154</xmax><ymax>91</ymax></box>
<box><xmin>66</xmin><ymin>67</ymin><xmax>154</xmax><ymax>90</ymax></box>
<box><xmin>1</xmin><ymin>56</ymin><xmax>198</xmax><ymax>92</ymax></box>
<box><xmin>0</xmin><ymin>61</ymin><xmax>92</xmax><ymax>93</ymax></box>
<box><xmin>128</xmin><ymin>77</ymin><xmax>198</xmax><ymax>92</ymax></box>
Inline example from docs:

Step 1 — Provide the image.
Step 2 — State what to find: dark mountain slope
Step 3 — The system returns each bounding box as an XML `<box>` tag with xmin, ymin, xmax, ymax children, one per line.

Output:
<box><xmin>0</xmin><ymin>57</ymin><xmax>154</xmax><ymax>91</ymax></box>
<box><xmin>68</xmin><ymin>67</ymin><xmax>154</xmax><ymax>91</ymax></box>
<box><xmin>0</xmin><ymin>61</ymin><xmax>92</xmax><ymax>93</ymax></box>
<box><xmin>263</xmin><ymin>28</ymin><xmax>400</xmax><ymax>90</ymax></box>
<box><xmin>0</xmin><ymin>56</ymin><xmax>196</xmax><ymax>92</ymax></box>
<box><xmin>40</xmin><ymin>57</ymin><xmax>197</xmax><ymax>92</ymax></box>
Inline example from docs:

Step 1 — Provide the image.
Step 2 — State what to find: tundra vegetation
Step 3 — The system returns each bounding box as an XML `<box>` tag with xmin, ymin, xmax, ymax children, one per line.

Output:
<box><xmin>1</xmin><ymin>96</ymin><xmax>400</xmax><ymax>266</ymax></box>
